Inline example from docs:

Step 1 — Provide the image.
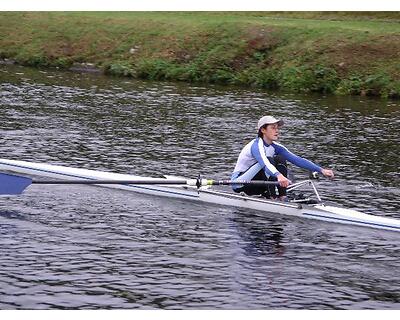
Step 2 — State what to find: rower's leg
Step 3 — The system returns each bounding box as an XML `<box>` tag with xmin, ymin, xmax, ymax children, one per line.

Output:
<box><xmin>267</xmin><ymin>155</ymin><xmax>288</xmax><ymax>197</ymax></box>
<box><xmin>275</xmin><ymin>155</ymin><xmax>288</xmax><ymax>197</ymax></box>
<box><xmin>237</xmin><ymin>169</ymin><xmax>270</xmax><ymax>196</ymax></box>
<box><xmin>232</xmin><ymin>163</ymin><xmax>271</xmax><ymax>196</ymax></box>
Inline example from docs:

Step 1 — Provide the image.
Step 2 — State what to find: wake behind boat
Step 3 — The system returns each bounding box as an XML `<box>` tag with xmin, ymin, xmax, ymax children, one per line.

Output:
<box><xmin>0</xmin><ymin>158</ymin><xmax>399</xmax><ymax>233</ymax></box>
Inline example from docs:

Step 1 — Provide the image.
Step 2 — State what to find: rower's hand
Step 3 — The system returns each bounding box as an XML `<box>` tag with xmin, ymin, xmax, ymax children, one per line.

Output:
<box><xmin>321</xmin><ymin>168</ymin><xmax>334</xmax><ymax>179</ymax></box>
<box><xmin>277</xmin><ymin>173</ymin><xmax>291</xmax><ymax>188</ymax></box>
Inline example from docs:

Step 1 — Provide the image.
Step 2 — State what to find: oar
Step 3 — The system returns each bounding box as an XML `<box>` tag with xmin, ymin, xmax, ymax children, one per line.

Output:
<box><xmin>0</xmin><ymin>172</ymin><xmax>280</xmax><ymax>195</ymax></box>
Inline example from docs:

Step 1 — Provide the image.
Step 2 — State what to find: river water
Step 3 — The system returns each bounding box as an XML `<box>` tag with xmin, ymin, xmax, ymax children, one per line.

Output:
<box><xmin>0</xmin><ymin>65</ymin><xmax>399</xmax><ymax>309</ymax></box>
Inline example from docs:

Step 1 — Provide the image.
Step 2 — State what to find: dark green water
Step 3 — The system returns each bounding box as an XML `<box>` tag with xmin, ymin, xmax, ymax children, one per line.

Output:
<box><xmin>1</xmin><ymin>65</ymin><xmax>399</xmax><ymax>309</ymax></box>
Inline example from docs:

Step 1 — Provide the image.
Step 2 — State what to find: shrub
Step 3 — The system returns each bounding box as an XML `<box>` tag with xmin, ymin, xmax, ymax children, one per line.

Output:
<box><xmin>279</xmin><ymin>65</ymin><xmax>339</xmax><ymax>93</ymax></box>
<box><xmin>136</xmin><ymin>59</ymin><xmax>173</xmax><ymax>80</ymax></box>
<box><xmin>104</xmin><ymin>61</ymin><xmax>135</xmax><ymax>77</ymax></box>
<box><xmin>53</xmin><ymin>57</ymin><xmax>73</xmax><ymax>69</ymax></box>
<box><xmin>15</xmin><ymin>52</ymin><xmax>49</xmax><ymax>67</ymax></box>
<box><xmin>336</xmin><ymin>73</ymin><xmax>396</xmax><ymax>98</ymax></box>
<box><xmin>386</xmin><ymin>81</ymin><xmax>400</xmax><ymax>98</ymax></box>
<box><xmin>235</xmin><ymin>67</ymin><xmax>278</xmax><ymax>89</ymax></box>
<box><xmin>363</xmin><ymin>73</ymin><xmax>392</xmax><ymax>97</ymax></box>
<box><xmin>335</xmin><ymin>76</ymin><xmax>363</xmax><ymax>95</ymax></box>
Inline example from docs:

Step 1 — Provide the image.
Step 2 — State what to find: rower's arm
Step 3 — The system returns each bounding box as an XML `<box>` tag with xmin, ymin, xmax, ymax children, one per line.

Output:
<box><xmin>277</xmin><ymin>145</ymin><xmax>322</xmax><ymax>173</ymax></box>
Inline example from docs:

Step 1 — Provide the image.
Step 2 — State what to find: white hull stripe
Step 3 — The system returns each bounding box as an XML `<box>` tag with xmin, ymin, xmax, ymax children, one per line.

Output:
<box><xmin>303</xmin><ymin>212</ymin><xmax>400</xmax><ymax>231</ymax></box>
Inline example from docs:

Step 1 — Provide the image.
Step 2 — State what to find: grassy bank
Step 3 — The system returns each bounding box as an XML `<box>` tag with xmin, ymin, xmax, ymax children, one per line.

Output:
<box><xmin>1</xmin><ymin>12</ymin><xmax>400</xmax><ymax>98</ymax></box>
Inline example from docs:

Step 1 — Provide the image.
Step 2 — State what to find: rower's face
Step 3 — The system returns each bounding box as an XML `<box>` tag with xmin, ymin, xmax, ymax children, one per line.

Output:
<box><xmin>261</xmin><ymin>123</ymin><xmax>280</xmax><ymax>142</ymax></box>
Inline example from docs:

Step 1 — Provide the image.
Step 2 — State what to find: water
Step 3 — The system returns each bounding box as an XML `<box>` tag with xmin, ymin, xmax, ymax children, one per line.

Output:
<box><xmin>1</xmin><ymin>65</ymin><xmax>400</xmax><ymax>309</ymax></box>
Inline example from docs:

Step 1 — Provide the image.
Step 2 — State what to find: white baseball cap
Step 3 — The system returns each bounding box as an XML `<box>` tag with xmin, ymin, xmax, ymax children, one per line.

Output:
<box><xmin>257</xmin><ymin>116</ymin><xmax>284</xmax><ymax>130</ymax></box>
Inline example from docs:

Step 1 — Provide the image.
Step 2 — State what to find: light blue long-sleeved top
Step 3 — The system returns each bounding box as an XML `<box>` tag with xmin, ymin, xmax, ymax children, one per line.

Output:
<box><xmin>232</xmin><ymin>137</ymin><xmax>322</xmax><ymax>180</ymax></box>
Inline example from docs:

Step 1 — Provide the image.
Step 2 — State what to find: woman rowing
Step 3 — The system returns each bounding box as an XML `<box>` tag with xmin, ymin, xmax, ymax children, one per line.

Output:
<box><xmin>231</xmin><ymin>115</ymin><xmax>334</xmax><ymax>200</ymax></box>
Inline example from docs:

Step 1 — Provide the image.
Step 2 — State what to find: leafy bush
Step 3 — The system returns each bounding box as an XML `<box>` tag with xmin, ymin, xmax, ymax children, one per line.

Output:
<box><xmin>386</xmin><ymin>81</ymin><xmax>400</xmax><ymax>98</ymax></box>
<box><xmin>279</xmin><ymin>65</ymin><xmax>339</xmax><ymax>93</ymax></box>
<box><xmin>235</xmin><ymin>67</ymin><xmax>278</xmax><ymax>89</ymax></box>
<box><xmin>136</xmin><ymin>59</ymin><xmax>173</xmax><ymax>80</ymax></box>
<box><xmin>15</xmin><ymin>52</ymin><xmax>49</xmax><ymax>67</ymax></box>
<box><xmin>336</xmin><ymin>73</ymin><xmax>396</xmax><ymax>98</ymax></box>
<box><xmin>312</xmin><ymin>66</ymin><xmax>340</xmax><ymax>93</ymax></box>
<box><xmin>53</xmin><ymin>57</ymin><xmax>73</xmax><ymax>69</ymax></box>
<box><xmin>363</xmin><ymin>73</ymin><xmax>392</xmax><ymax>97</ymax></box>
<box><xmin>104</xmin><ymin>61</ymin><xmax>135</xmax><ymax>77</ymax></box>
<box><xmin>335</xmin><ymin>76</ymin><xmax>364</xmax><ymax>95</ymax></box>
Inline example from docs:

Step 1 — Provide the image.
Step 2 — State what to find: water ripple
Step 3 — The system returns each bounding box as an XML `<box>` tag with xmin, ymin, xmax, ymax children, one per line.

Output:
<box><xmin>0</xmin><ymin>65</ymin><xmax>400</xmax><ymax>309</ymax></box>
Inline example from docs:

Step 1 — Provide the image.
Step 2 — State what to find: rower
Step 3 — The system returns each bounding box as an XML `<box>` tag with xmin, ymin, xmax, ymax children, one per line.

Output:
<box><xmin>231</xmin><ymin>115</ymin><xmax>334</xmax><ymax>200</ymax></box>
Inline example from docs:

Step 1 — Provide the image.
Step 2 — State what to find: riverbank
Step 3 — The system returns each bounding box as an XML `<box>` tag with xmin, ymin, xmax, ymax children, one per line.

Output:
<box><xmin>1</xmin><ymin>12</ymin><xmax>400</xmax><ymax>98</ymax></box>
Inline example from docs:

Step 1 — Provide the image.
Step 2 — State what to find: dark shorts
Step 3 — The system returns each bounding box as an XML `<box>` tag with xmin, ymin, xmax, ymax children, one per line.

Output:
<box><xmin>234</xmin><ymin>155</ymin><xmax>288</xmax><ymax>197</ymax></box>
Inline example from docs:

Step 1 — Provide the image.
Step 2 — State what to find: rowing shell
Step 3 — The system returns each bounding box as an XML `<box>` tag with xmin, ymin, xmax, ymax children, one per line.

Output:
<box><xmin>0</xmin><ymin>158</ymin><xmax>399</xmax><ymax>233</ymax></box>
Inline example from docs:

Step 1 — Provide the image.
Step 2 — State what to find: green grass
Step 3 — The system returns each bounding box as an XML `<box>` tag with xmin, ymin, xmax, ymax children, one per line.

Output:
<box><xmin>1</xmin><ymin>12</ymin><xmax>400</xmax><ymax>98</ymax></box>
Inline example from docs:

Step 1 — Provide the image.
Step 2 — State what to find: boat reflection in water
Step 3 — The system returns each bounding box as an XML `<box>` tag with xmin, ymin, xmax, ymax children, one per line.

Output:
<box><xmin>230</xmin><ymin>209</ymin><xmax>286</xmax><ymax>257</ymax></box>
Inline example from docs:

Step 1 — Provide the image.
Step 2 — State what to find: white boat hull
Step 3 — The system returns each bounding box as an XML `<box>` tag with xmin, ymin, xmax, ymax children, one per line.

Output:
<box><xmin>1</xmin><ymin>158</ymin><xmax>399</xmax><ymax>233</ymax></box>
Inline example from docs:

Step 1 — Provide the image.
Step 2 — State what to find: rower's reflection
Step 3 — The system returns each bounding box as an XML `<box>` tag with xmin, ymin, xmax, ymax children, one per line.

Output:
<box><xmin>230</xmin><ymin>209</ymin><xmax>286</xmax><ymax>256</ymax></box>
